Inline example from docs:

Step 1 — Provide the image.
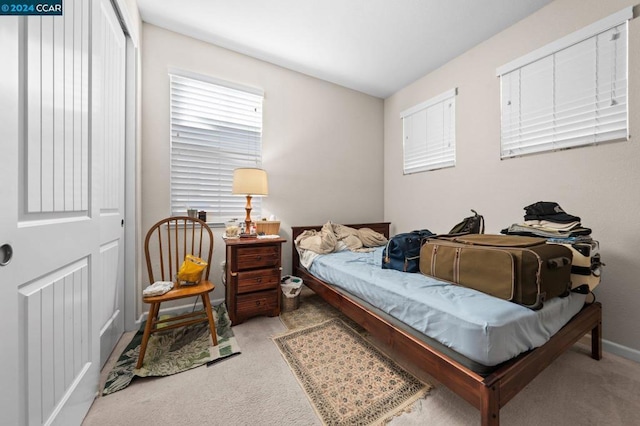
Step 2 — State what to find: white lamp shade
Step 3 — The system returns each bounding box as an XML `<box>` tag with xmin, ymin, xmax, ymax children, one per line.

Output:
<box><xmin>232</xmin><ymin>168</ymin><xmax>269</xmax><ymax>196</ymax></box>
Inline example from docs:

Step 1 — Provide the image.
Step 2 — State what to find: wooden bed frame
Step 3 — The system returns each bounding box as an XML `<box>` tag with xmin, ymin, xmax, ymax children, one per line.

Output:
<box><xmin>291</xmin><ymin>222</ymin><xmax>602</xmax><ymax>426</ymax></box>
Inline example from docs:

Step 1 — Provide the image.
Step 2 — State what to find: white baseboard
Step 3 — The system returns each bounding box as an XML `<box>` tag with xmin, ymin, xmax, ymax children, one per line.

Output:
<box><xmin>602</xmin><ymin>338</ymin><xmax>640</xmax><ymax>363</ymax></box>
<box><xmin>578</xmin><ymin>334</ymin><xmax>640</xmax><ymax>364</ymax></box>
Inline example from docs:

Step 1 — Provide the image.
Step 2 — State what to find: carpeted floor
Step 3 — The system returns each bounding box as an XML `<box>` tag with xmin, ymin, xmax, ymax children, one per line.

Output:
<box><xmin>85</xmin><ymin>291</ymin><xmax>640</xmax><ymax>425</ymax></box>
<box><xmin>280</xmin><ymin>287</ymin><xmax>364</xmax><ymax>332</ymax></box>
<box><xmin>85</xmin><ymin>312</ymin><xmax>322</xmax><ymax>426</ymax></box>
<box><xmin>102</xmin><ymin>303</ymin><xmax>240</xmax><ymax>395</ymax></box>
<box><xmin>274</xmin><ymin>318</ymin><xmax>430</xmax><ymax>425</ymax></box>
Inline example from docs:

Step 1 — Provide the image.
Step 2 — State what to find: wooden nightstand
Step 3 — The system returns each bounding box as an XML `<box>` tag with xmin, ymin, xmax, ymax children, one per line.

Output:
<box><xmin>224</xmin><ymin>237</ymin><xmax>286</xmax><ymax>324</ymax></box>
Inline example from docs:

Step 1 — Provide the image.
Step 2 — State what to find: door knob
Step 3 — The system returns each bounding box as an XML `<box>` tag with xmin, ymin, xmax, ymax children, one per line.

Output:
<box><xmin>0</xmin><ymin>244</ymin><xmax>13</xmax><ymax>266</ymax></box>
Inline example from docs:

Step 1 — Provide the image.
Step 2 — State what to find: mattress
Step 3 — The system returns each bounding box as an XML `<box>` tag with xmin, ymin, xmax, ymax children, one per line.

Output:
<box><xmin>307</xmin><ymin>246</ymin><xmax>586</xmax><ymax>367</ymax></box>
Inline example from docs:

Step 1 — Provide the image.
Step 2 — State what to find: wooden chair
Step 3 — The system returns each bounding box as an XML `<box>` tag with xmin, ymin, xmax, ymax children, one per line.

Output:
<box><xmin>137</xmin><ymin>216</ymin><xmax>218</xmax><ymax>369</ymax></box>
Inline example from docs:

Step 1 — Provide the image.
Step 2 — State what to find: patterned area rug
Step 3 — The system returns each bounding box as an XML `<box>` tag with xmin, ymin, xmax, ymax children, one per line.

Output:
<box><xmin>102</xmin><ymin>303</ymin><xmax>240</xmax><ymax>395</ymax></box>
<box><xmin>274</xmin><ymin>316</ymin><xmax>430</xmax><ymax>425</ymax></box>
<box><xmin>280</xmin><ymin>287</ymin><xmax>364</xmax><ymax>332</ymax></box>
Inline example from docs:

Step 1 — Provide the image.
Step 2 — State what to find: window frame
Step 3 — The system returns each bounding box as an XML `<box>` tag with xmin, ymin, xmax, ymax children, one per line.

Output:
<box><xmin>400</xmin><ymin>88</ymin><xmax>457</xmax><ymax>175</ymax></box>
<box><xmin>168</xmin><ymin>70</ymin><xmax>264</xmax><ymax>225</ymax></box>
<box><xmin>497</xmin><ymin>7</ymin><xmax>632</xmax><ymax>159</ymax></box>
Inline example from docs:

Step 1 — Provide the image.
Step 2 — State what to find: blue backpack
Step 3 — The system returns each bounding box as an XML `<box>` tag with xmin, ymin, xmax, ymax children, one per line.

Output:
<box><xmin>382</xmin><ymin>229</ymin><xmax>434</xmax><ymax>273</ymax></box>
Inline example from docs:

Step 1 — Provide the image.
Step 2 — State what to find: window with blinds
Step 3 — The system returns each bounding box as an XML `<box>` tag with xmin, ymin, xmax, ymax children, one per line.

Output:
<box><xmin>401</xmin><ymin>88</ymin><xmax>457</xmax><ymax>175</ymax></box>
<box><xmin>169</xmin><ymin>72</ymin><xmax>263</xmax><ymax>223</ymax></box>
<box><xmin>497</xmin><ymin>7</ymin><xmax>631</xmax><ymax>159</ymax></box>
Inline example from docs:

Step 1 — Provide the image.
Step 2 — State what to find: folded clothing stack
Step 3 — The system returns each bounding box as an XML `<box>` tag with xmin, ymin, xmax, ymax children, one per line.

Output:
<box><xmin>143</xmin><ymin>281</ymin><xmax>174</xmax><ymax>297</ymax></box>
<box><xmin>502</xmin><ymin>201</ymin><xmax>592</xmax><ymax>240</ymax></box>
<box><xmin>503</xmin><ymin>202</ymin><xmax>603</xmax><ymax>291</ymax></box>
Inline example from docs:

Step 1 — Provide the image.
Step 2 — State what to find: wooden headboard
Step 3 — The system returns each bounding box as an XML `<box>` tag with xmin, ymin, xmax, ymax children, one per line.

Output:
<box><xmin>291</xmin><ymin>222</ymin><xmax>390</xmax><ymax>272</ymax></box>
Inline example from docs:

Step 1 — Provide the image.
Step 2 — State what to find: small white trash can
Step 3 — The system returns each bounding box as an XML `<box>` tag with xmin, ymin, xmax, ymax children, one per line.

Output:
<box><xmin>280</xmin><ymin>275</ymin><xmax>303</xmax><ymax>312</ymax></box>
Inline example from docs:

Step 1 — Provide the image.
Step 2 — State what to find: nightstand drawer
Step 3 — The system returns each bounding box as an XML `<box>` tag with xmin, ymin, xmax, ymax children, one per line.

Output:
<box><xmin>236</xmin><ymin>290</ymin><xmax>278</xmax><ymax>317</ymax></box>
<box><xmin>236</xmin><ymin>245</ymin><xmax>280</xmax><ymax>269</ymax></box>
<box><xmin>237</xmin><ymin>268</ymin><xmax>280</xmax><ymax>294</ymax></box>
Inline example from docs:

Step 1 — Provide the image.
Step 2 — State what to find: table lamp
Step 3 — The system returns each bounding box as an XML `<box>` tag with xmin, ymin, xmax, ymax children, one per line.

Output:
<box><xmin>232</xmin><ymin>167</ymin><xmax>269</xmax><ymax>232</ymax></box>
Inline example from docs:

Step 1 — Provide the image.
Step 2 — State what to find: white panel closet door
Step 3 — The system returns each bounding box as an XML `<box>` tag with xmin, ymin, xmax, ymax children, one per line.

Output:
<box><xmin>94</xmin><ymin>0</ymin><xmax>126</xmax><ymax>368</ymax></box>
<box><xmin>0</xmin><ymin>0</ymin><xmax>127</xmax><ymax>423</ymax></box>
<box><xmin>0</xmin><ymin>15</ymin><xmax>22</xmax><ymax>426</ymax></box>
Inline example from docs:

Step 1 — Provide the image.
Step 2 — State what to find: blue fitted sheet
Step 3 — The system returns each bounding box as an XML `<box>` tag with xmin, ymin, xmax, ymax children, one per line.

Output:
<box><xmin>308</xmin><ymin>246</ymin><xmax>586</xmax><ymax>366</ymax></box>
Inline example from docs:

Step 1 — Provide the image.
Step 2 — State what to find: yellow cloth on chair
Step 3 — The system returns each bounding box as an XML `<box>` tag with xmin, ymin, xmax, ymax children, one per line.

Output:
<box><xmin>177</xmin><ymin>254</ymin><xmax>207</xmax><ymax>284</ymax></box>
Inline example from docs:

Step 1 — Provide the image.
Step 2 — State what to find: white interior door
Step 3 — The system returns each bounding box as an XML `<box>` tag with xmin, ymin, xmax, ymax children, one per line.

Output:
<box><xmin>0</xmin><ymin>15</ymin><xmax>24</xmax><ymax>426</ymax></box>
<box><xmin>0</xmin><ymin>0</ymin><xmax>127</xmax><ymax>423</ymax></box>
<box><xmin>94</xmin><ymin>0</ymin><xmax>126</xmax><ymax>368</ymax></box>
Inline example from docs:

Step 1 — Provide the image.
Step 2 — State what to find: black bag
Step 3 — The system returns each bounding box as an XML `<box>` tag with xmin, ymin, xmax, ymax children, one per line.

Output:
<box><xmin>382</xmin><ymin>229</ymin><xmax>434</xmax><ymax>273</ymax></box>
<box><xmin>449</xmin><ymin>209</ymin><xmax>485</xmax><ymax>234</ymax></box>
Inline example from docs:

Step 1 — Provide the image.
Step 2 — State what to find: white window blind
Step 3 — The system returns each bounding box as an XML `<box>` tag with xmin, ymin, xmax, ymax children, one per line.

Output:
<box><xmin>401</xmin><ymin>88</ymin><xmax>457</xmax><ymax>174</ymax></box>
<box><xmin>498</xmin><ymin>7</ymin><xmax>631</xmax><ymax>159</ymax></box>
<box><xmin>170</xmin><ymin>72</ymin><xmax>263</xmax><ymax>223</ymax></box>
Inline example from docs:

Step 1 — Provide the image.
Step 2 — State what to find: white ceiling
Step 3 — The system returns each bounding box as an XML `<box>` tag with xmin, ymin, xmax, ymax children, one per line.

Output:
<box><xmin>136</xmin><ymin>0</ymin><xmax>552</xmax><ymax>98</ymax></box>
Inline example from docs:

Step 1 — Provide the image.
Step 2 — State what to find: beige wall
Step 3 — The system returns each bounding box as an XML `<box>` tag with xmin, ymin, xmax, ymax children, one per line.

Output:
<box><xmin>141</xmin><ymin>24</ymin><xmax>384</xmax><ymax>305</ymax></box>
<box><xmin>384</xmin><ymin>0</ymin><xmax>640</xmax><ymax>358</ymax></box>
<box><xmin>139</xmin><ymin>0</ymin><xmax>639</xmax><ymax>359</ymax></box>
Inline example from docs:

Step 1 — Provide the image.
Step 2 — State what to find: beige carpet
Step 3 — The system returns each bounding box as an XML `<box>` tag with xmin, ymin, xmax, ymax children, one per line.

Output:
<box><xmin>84</xmin><ymin>292</ymin><xmax>640</xmax><ymax>426</ymax></box>
<box><xmin>274</xmin><ymin>318</ymin><xmax>430</xmax><ymax>425</ymax></box>
<box><xmin>85</xmin><ymin>313</ymin><xmax>322</xmax><ymax>426</ymax></box>
<box><xmin>280</xmin><ymin>287</ymin><xmax>363</xmax><ymax>332</ymax></box>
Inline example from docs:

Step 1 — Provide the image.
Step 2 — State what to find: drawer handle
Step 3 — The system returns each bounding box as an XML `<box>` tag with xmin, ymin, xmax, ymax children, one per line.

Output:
<box><xmin>256</xmin><ymin>256</ymin><xmax>262</xmax><ymax>261</ymax></box>
<box><xmin>256</xmin><ymin>277</ymin><xmax>262</xmax><ymax>283</ymax></box>
<box><xmin>255</xmin><ymin>300</ymin><xmax>262</xmax><ymax>306</ymax></box>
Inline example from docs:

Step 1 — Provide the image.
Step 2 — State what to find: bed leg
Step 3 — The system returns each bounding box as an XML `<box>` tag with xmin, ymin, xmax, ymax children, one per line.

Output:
<box><xmin>591</xmin><ymin>320</ymin><xmax>602</xmax><ymax>360</ymax></box>
<box><xmin>481</xmin><ymin>384</ymin><xmax>500</xmax><ymax>426</ymax></box>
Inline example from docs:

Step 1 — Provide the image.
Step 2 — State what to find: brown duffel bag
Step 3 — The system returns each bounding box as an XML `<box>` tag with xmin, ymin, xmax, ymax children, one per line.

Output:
<box><xmin>419</xmin><ymin>234</ymin><xmax>573</xmax><ymax>310</ymax></box>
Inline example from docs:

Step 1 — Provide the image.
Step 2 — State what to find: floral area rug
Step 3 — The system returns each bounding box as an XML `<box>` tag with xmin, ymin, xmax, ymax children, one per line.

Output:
<box><xmin>273</xmin><ymin>318</ymin><xmax>430</xmax><ymax>425</ymax></box>
<box><xmin>102</xmin><ymin>303</ymin><xmax>240</xmax><ymax>395</ymax></box>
